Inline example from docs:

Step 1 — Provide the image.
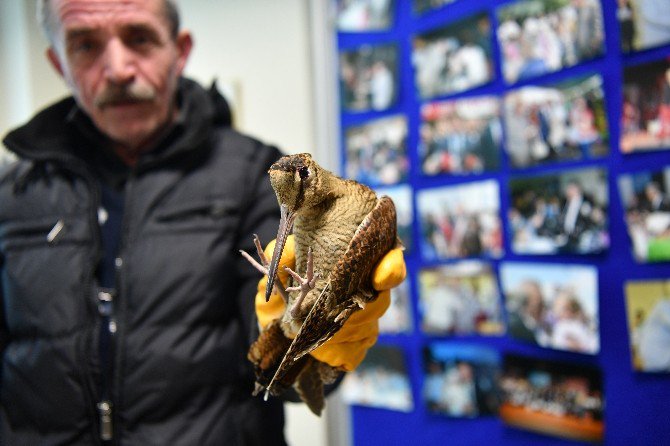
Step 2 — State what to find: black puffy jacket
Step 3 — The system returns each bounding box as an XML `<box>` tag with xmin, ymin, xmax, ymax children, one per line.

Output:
<box><xmin>0</xmin><ymin>78</ymin><xmax>286</xmax><ymax>445</ymax></box>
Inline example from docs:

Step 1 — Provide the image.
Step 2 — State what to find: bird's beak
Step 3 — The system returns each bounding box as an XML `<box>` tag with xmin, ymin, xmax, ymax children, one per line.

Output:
<box><xmin>265</xmin><ymin>204</ymin><xmax>297</xmax><ymax>302</ymax></box>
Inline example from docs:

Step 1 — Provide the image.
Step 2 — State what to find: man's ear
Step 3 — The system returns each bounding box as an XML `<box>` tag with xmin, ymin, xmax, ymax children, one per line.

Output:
<box><xmin>174</xmin><ymin>30</ymin><xmax>193</xmax><ymax>75</ymax></box>
<box><xmin>46</xmin><ymin>47</ymin><xmax>65</xmax><ymax>77</ymax></box>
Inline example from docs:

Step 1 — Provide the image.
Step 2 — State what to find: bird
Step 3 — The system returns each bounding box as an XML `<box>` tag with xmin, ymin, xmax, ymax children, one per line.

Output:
<box><xmin>241</xmin><ymin>153</ymin><xmax>398</xmax><ymax>415</ymax></box>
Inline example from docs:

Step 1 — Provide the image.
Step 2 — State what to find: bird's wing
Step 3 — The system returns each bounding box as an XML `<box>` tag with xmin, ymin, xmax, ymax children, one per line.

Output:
<box><xmin>266</xmin><ymin>196</ymin><xmax>397</xmax><ymax>394</ymax></box>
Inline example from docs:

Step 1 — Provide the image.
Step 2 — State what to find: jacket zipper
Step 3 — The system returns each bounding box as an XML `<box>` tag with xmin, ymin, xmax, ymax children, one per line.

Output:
<box><xmin>97</xmin><ymin>288</ymin><xmax>116</xmax><ymax>441</ymax></box>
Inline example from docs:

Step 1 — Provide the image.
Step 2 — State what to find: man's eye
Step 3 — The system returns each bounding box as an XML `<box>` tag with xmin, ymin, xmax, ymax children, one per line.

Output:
<box><xmin>70</xmin><ymin>39</ymin><xmax>97</xmax><ymax>53</ymax></box>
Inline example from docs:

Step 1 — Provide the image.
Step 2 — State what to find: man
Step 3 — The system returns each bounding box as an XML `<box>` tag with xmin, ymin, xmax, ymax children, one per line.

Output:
<box><xmin>0</xmin><ymin>1</ymin><xmax>404</xmax><ymax>444</ymax></box>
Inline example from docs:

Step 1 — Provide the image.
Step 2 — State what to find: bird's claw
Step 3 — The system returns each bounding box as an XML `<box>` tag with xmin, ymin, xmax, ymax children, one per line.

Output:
<box><xmin>285</xmin><ymin>247</ymin><xmax>318</xmax><ymax>318</ymax></box>
<box><xmin>240</xmin><ymin>234</ymin><xmax>289</xmax><ymax>302</ymax></box>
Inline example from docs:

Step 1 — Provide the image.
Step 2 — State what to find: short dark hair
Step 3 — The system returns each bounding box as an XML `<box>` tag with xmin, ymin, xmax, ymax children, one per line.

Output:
<box><xmin>37</xmin><ymin>0</ymin><xmax>181</xmax><ymax>45</ymax></box>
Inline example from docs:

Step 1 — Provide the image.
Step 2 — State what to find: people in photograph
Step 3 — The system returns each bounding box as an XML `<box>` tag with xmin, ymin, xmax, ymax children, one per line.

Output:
<box><xmin>644</xmin><ymin>182</ymin><xmax>670</xmax><ymax>212</ymax></box>
<box><xmin>550</xmin><ymin>289</ymin><xmax>598</xmax><ymax>354</ymax></box>
<box><xmin>637</xmin><ymin>298</ymin><xmax>670</xmax><ymax>371</ymax></box>
<box><xmin>0</xmin><ymin>1</ymin><xmax>405</xmax><ymax>444</ymax></box>
<box><xmin>616</xmin><ymin>0</ymin><xmax>636</xmax><ymax>52</ymax></box>
<box><xmin>559</xmin><ymin>180</ymin><xmax>596</xmax><ymax>251</ymax></box>
<box><xmin>369</xmin><ymin>60</ymin><xmax>395</xmax><ymax>110</ymax></box>
<box><xmin>508</xmin><ymin>280</ymin><xmax>550</xmax><ymax>345</ymax></box>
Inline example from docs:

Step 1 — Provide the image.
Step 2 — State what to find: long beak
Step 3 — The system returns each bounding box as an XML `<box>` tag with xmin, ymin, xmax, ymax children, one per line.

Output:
<box><xmin>265</xmin><ymin>204</ymin><xmax>296</xmax><ymax>302</ymax></box>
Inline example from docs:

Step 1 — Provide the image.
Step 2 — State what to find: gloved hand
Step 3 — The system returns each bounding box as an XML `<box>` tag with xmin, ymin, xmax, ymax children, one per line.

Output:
<box><xmin>254</xmin><ymin>235</ymin><xmax>406</xmax><ymax>371</ymax></box>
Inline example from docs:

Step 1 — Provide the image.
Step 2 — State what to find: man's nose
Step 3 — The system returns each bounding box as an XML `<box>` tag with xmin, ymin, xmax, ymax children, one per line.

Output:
<box><xmin>103</xmin><ymin>39</ymin><xmax>136</xmax><ymax>84</ymax></box>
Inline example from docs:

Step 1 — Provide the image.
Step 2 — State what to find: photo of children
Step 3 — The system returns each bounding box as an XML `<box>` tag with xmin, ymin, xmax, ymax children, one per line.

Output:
<box><xmin>345</xmin><ymin>115</ymin><xmax>409</xmax><ymax>186</ymax></box>
<box><xmin>496</xmin><ymin>0</ymin><xmax>605</xmax><ymax>84</ymax></box>
<box><xmin>503</xmin><ymin>74</ymin><xmax>609</xmax><ymax>169</ymax></box>
<box><xmin>419</xmin><ymin>261</ymin><xmax>504</xmax><ymax>336</ymax></box>
<box><xmin>419</xmin><ymin>96</ymin><xmax>502</xmax><ymax>176</ymax></box>
<box><xmin>336</xmin><ymin>0</ymin><xmax>395</xmax><ymax>32</ymax></box>
<box><xmin>499</xmin><ymin>354</ymin><xmax>604</xmax><ymax>443</ymax></box>
<box><xmin>625</xmin><ymin>280</ymin><xmax>670</xmax><ymax>372</ymax></box>
<box><xmin>618</xmin><ymin>167</ymin><xmax>670</xmax><ymax>262</ymax></box>
<box><xmin>341</xmin><ymin>344</ymin><xmax>414</xmax><ymax>412</ymax></box>
<box><xmin>499</xmin><ymin>262</ymin><xmax>600</xmax><ymax>355</ymax></box>
<box><xmin>379</xmin><ymin>278</ymin><xmax>414</xmax><ymax>335</ymax></box>
<box><xmin>339</xmin><ymin>43</ymin><xmax>399</xmax><ymax>112</ymax></box>
<box><xmin>616</xmin><ymin>0</ymin><xmax>670</xmax><ymax>53</ymax></box>
<box><xmin>621</xmin><ymin>57</ymin><xmax>670</xmax><ymax>153</ymax></box>
<box><xmin>508</xmin><ymin>167</ymin><xmax>609</xmax><ymax>255</ymax></box>
<box><xmin>376</xmin><ymin>184</ymin><xmax>414</xmax><ymax>252</ymax></box>
<box><xmin>412</xmin><ymin>12</ymin><xmax>493</xmax><ymax>100</ymax></box>
<box><xmin>417</xmin><ymin>180</ymin><xmax>503</xmax><ymax>261</ymax></box>
<box><xmin>423</xmin><ymin>343</ymin><xmax>500</xmax><ymax>418</ymax></box>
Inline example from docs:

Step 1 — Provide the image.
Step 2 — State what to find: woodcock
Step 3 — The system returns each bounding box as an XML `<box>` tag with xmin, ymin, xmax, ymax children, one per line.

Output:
<box><xmin>242</xmin><ymin>153</ymin><xmax>398</xmax><ymax>415</ymax></box>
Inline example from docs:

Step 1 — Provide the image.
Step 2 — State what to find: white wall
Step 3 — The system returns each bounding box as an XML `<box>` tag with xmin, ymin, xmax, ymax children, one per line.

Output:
<box><xmin>0</xmin><ymin>1</ymin><xmax>344</xmax><ymax>445</ymax></box>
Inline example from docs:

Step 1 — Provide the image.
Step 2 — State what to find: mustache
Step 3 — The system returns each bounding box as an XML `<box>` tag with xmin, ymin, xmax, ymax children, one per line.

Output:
<box><xmin>94</xmin><ymin>83</ymin><xmax>156</xmax><ymax>108</ymax></box>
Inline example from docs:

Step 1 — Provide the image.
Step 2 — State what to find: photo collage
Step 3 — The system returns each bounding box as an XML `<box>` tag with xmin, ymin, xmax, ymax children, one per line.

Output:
<box><xmin>336</xmin><ymin>0</ymin><xmax>669</xmax><ymax>443</ymax></box>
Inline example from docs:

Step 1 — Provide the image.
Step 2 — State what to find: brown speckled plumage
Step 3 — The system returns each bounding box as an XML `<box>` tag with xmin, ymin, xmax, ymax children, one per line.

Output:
<box><xmin>246</xmin><ymin>153</ymin><xmax>397</xmax><ymax>415</ymax></box>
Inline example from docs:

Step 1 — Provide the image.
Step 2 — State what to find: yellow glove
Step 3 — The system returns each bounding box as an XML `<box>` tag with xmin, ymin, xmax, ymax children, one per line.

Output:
<box><xmin>254</xmin><ymin>236</ymin><xmax>406</xmax><ymax>372</ymax></box>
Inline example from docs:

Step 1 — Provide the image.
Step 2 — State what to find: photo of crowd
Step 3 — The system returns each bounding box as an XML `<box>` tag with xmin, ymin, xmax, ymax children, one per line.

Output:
<box><xmin>616</xmin><ymin>0</ymin><xmax>670</xmax><ymax>53</ymax></box>
<box><xmin>621</xmin><ymin>57</ymin><xmax>670</xmax><ymax>153</ymax></box>
<box><xmin>379</xmin><ymin>279</ymin><xmax>414</xmax><ymax>335</ymax></box>
<box><xmin>618</xmin><ymin>167</ymin><xmax>670</xmax><ymax>263</ymax></box>
<box><xmin>500</xmin><ymin>262</ymin><xmax>599</xmax><ymax>355</ymax></box>
<box><xmin>496</xmin><ymin>0</ymin><xmax>605</xmax><ymax>84</ymax></box>
<box><xmin>413</xmin><ymin>0</ymin><xmax>458</xmax><ymax>15</ymax></box>
<box><xmin>412</xmin><ymin>12</ymin><xmax>493</xmax><ymax>100</ymax></box>
<box><xmin>503</xmin><ymin>74</ymin><xmax>609</xmax><ymax>169</ymax></box>
<box><xmin>423</xmin><ymin>343</ymin><xmax>500</xmax><ymax>418</ymax></box>
<box><xmin>345</xmin><ymin>115</ymin><xmax>409</xmax><ymax>186</ymax></box>
<box><xmin>376</xmin><ymin>184</ymin><xmax>414</xmax><ymax>252</ymax></box>
<box><xmin>625</xmin><ymin>280</ymin><xmax>670</xmax><ymax>373</ymax></box>
<box><xmin>417</xmin><ymin>180</ymin><xmax>503</xmax><ymax>261</ymax></box>
<box><xmin>499</xmin><ymin>354</ymin><xmax>604</xmax><ymax>443</ymax></box>
<box><xmin>419</xmin><ymin>261</ymin><xmax>504</xmax><ymax>336</ymax></box>
<box><xmin>419</xmin><ymin>96</ymin><xmax>502</xmax><ymax>175</ymax></box>
<box><xmin>341</xmin><ymin>344</ymin><xmax>414</xmax><ymax>412</ymax></box>
<box><xmin>336</xmin><ymin>0</ymin><xmax>395</xmax><ymax>32</ymax></box>
<box><xmin>508</xmin><ymin>167</ymin><xmax>609</xmax><ymax>255</ymax></box>
<box><xmin>339</xmin><ymin>43</ymin><xmax>399</xmax><ymax>112</ymax></box>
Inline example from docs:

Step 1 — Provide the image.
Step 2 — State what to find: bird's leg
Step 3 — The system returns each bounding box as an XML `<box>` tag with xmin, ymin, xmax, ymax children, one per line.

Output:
<box><xmin>239</xmin><ymin>234</ymin><xmax>289</xmax><ymax>303</ymax></box>
<box><xmin>285</xmin><ymin>247</ymin><xmax>318</xmax><ymax>319</ymax></box>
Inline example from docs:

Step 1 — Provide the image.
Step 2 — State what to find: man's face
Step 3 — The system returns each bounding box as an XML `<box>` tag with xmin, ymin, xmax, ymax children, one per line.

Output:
<box><xmin>47</xmin><ymin>0</ymin><xmax>192</xmax><ymax>150</ymax></box>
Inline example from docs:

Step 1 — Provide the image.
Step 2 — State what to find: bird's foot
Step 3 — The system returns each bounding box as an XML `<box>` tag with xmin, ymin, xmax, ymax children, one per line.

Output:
<box><xmin>240</xmin><ymin>234</ymin><xmax>289</xmax><ymax>302</ymax></box>
<box><xmin>285</xmin><ymin>247</ymin><xmax>318</xmax><ymax>318</ymax></box>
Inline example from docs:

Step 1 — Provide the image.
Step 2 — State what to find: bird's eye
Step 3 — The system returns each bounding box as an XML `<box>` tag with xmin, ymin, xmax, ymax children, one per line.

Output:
<box><xmin>298</xmin><ymin>166</ymin><xmax>309</xmax><ymax>180</ymax></box>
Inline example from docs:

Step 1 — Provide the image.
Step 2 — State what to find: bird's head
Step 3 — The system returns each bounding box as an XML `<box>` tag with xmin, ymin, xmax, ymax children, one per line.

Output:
<box><xmin>264</xmin><ymin>153</ymin><xmax>332</xmax><ymax>301</ymax></box>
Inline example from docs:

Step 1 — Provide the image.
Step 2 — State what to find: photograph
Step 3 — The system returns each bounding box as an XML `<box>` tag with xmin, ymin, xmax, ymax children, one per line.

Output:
<box><xmin>621</xmin><ymin>57</ymin><xmax>670</xmax><ymax>153</ymax></box>
<box><xmin>339</xmin><ymin>43</ymin><xmax>399</xmax><ymax>112</ymax></box>
<box><xmin>499</xmin><ymin>262</ymin><xmax>600</xmax><ymax>355</ymax></box>
<box><xmin>413</xmin><ymin>0</ymin><xmax>458</xmax><ymax>16</ymax></box>
<box><xmin>418</xmin><ymin>261</ymin><xmax>504</xmax><ymax>336</ymax></box>
<box><xmin>618</xmin><ymin>167</ymin><xmax>670</xmax><ymax>262</ymax></box>
<box><xmin>336</xmin><ymin>0</ymin><xmax>395</xmax><ymax>32</ymax></box>
<box><xmin>503</xmin><ymin>74</ymin><xmax>609</xmax><ymax>169</ymax></box>
<box><xmin>423</xmin><ymin>342</ymin><xmax>500</xmax><ymax>418</ymax></box>
<box><xmin>345</xmin><ymin>115</ymin><xmax>409</xmax><ymax>186</ymax></box>
<box><xmin>496</xmin><ymin>0</ymin><xmax>605</xmax><ymax>84</ymax></box>
<box><xmin>508</xmin><ymin>167</ymin><xmax>609</xmax><ymax>255</ymax></box>
<box><xmin>417</xmin><ymin>180</ymin><xmax>503</xmax><ymax>261</ymax></box>
<box><xmin>341</xmin><ymin>344</ymin><xmax>414</xmax><ymax>412</ymax></box>
<box><xmin>625</xmin><ymin>279</ymin><xmax>670</xmax><ymax>372</ymax></box>
<box><xmin>375</xmin><ymin>184</ymin><xmax>414</xmax><ymax>253</ymax></box>
<box><xmin>419</xmin><ymin>96</ymin><xmax>502</xmax><ymax>176</ymax></box>
<box><xmin>412</xmin><ymin>12</ymin><xmax>494</xmax><ymax>100</ymax></box>
<box><xmin>379</xmin><ymin>278</ymin><xmax>414</xmax><ymax>335</ymax></box>
<box><xmin>617</xmin><ymin>0</ymin><xmax>670</xmax><ymax>53</ymax></box>
<box><xmin>499</xmin><ymin>354</ymin><xmax>604</xmax><ymax>443</ymax></box>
